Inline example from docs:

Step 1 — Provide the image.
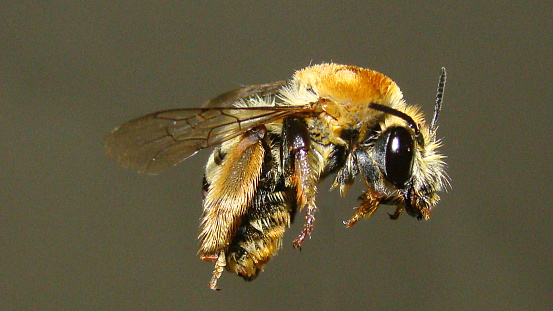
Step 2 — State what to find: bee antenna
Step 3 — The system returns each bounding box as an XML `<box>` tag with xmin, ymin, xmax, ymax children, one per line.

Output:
<box><xmin>430</xmin><ymin>67</ymin><xmax>447</xmax><ymax>137</ymax></box>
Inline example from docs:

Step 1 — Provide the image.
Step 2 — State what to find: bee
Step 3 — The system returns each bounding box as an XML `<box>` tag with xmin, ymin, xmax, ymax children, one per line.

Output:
<box><xmin>105</xmin><ymin>63</ymin><xmax>448</xmax><ymax>290</ymax></box>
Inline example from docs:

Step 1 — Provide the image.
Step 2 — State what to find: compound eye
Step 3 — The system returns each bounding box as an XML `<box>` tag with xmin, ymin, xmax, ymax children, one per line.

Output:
<box><xmin>385</xmin><ymin>127</ymin><xmax>414</xmax><ymax>188</ymax></box>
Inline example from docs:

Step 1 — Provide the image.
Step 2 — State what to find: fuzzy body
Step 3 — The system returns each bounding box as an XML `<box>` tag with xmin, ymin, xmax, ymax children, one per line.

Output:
<box><xmin>197</xmin><ymin>64</ymin><xmax>446</xmax><ymax>283</ymax></box>
<box><xmin>105</xmin><ymin>63</ymin><xmax>447</xmax><ymax>289</ymax></box>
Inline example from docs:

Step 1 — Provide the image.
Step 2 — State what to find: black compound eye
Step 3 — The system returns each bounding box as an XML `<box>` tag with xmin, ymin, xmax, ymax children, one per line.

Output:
<box><xmin>385</xmin><ymin>127</ymin><xmax>414</xmax><ymax>188</ymax></box>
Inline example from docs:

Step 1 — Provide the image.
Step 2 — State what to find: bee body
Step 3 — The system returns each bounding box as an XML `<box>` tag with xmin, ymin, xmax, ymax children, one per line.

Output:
<box><xmin>106</xmin><ymin>63</ymin><xmax>448</xmax><ymax>290</ymax></box>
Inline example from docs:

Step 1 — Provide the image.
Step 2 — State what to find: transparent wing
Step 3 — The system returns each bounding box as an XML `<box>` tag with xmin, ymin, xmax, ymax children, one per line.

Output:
<box><xmin>105</xmin><ymin>106</ymin><xmax>306</xmax><ymax>175</ymax></box>
<box><xmin>202</xmin><ymin>81</ymin><xmax>287</xmax><ymax>108</ymax></box>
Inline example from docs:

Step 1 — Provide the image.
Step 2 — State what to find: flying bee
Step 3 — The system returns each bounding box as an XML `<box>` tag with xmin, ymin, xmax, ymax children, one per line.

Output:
<box><xmin>105</xmin><ymin>63</ymin><xmax>448</xmax><ymax>290</ymax></box>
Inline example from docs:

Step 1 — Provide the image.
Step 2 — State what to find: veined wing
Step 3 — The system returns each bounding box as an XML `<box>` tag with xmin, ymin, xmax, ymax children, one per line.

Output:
<box><xmin>105</xmin><ymin>106</ymin><xmax>306</xmax><ymax>175</ymax></box>
<box><xmin>202</xmin><ymin>81</ymin><xmax>287</xmax><ymax>108</ymax></box>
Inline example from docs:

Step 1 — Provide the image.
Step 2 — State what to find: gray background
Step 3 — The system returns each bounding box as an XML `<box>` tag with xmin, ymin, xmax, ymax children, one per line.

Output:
<box><xmin>2</xmin><ymin>1</ymin><xmax>552</xmax><ymax>310</ymax></box>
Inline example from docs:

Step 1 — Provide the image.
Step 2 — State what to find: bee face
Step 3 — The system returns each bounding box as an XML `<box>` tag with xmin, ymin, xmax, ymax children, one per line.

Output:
<box><xmin>105</xmin><ymin>63</ymin><xmax>447</xmax><ymax>290</ymax></box>
<box><xmin>353</xmin><ymin>105</ymin><xmax>446</xmax><ymax>220</ymax></box>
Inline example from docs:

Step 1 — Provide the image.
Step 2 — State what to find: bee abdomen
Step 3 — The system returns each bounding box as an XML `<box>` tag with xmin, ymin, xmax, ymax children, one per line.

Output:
<box><xmin>226</xmin><ymin>188</ymin><xmax>295</xmax><ymax>280</ymax></box>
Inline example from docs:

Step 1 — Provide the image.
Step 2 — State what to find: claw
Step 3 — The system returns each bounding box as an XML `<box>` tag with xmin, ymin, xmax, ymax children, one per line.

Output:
<box><xmin>388</xmin><ymin>206</ymin><xmax>403</xmax><ymax>220</ymax></box>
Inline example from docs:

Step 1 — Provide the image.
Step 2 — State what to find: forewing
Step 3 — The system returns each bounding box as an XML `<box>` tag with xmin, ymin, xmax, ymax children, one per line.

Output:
<box><xmin>202</xmin><ymin>81</ymin><xmax>287</xmax><ymax>108</ymax></box>
<box><xmin>105</xmin><ymin>106</ymin><xmax>305</xmax><ymax>175</ymax></box>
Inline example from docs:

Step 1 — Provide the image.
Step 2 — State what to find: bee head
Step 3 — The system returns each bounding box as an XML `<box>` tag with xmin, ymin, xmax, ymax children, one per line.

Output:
<box><xmin>358</xmin><ymin>68</ymin><xmax>448</xmax><ymax>219</ymax></box>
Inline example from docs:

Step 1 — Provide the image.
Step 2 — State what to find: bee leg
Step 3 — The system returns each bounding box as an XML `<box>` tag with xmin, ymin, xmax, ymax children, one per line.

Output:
<box><xmin>207</xmin><ymin>250</ymin><xmax>226</xmax><ymax>291</ymax></box>
<box><xmin>291</xmin><ymin>148</ymin><xmax>318</xmax><ymax>249</ymax></box>
<box><xmin>281</xmin><ymin>117</ymin><xmax>318</xmax><ymax>249</ymax></box>
<box><xmin>343</xmin><ymin>192</ymin><xmax>381</xmax><ymax>227</ymax></box>
<box><xmin>388</xmin><ymin>205</ymin><xmax>403</xmax><ymax>220</ymax></box>
<box><xmin>199</xmin><ymin>126</ymin><xmax>267</xmax><ymax>288</ymax></box>
<box><xmin>292</xmin><ymin>211</ymin><xmax>315</xmax><ymax>248</ymax></box>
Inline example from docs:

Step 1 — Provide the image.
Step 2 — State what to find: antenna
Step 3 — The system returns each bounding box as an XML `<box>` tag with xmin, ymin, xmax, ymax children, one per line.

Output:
<box><xmin>430</xmin><ymin>67</ymin><xmax>447</xmax><ymax>137</ymax></box>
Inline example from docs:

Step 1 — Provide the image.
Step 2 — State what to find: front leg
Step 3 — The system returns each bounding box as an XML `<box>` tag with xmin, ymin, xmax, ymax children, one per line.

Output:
<box><xmin>343</xmin><ymin>191</ymin><xmax>382</xmax><ymax>227</ymax></box>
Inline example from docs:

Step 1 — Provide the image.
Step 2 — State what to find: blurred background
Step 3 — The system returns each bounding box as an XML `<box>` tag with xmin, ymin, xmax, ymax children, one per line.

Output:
<box><xmin>2</xmin><ymin>1</ymin><xmax>552</xmax><ymax>310</ymax></box>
